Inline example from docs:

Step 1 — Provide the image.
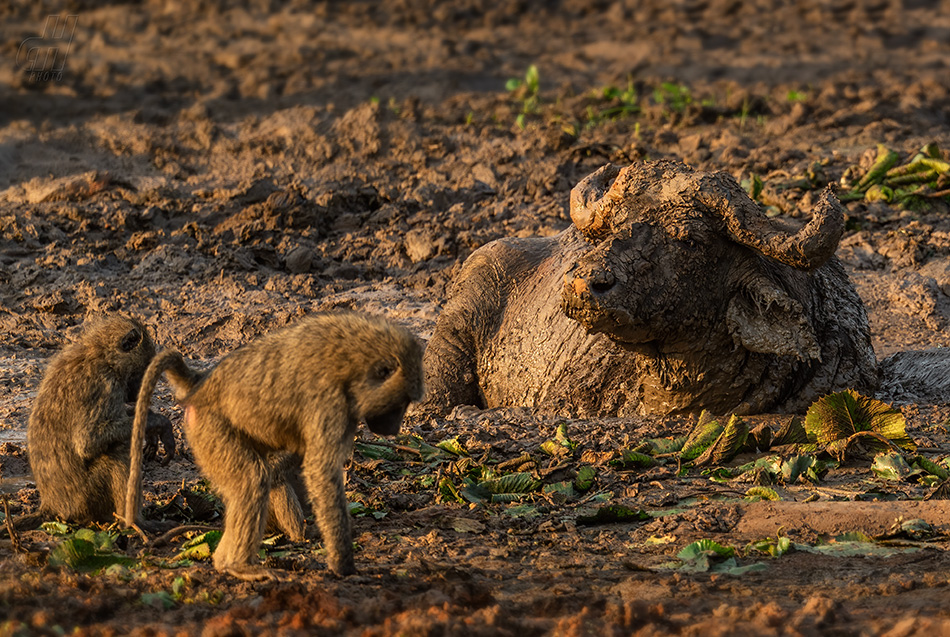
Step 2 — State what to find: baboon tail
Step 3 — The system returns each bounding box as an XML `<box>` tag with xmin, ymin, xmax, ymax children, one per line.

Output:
<box><xmin>3</xmin><ymin>511</ymin><xmax>46</xmax><ymax>536</ymax></box>
<box><xmin>125</xmin><ymin>350</ymin><xmax>198</xmax><ymax>530</ymax></box>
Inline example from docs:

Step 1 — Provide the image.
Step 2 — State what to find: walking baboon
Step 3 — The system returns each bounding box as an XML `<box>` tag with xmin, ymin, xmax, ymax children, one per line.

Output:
<box><xmin>126</xmin><ymin>312</ymin><xmax>424</xmax><ymax>580</ymax></box>
<box><xmin>25</xmin><ymin>316</ymin><xmax>175</xmax><ymax>529</ymax></box>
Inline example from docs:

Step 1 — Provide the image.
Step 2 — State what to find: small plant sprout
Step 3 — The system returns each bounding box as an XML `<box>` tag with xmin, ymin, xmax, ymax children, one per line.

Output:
<box><xmin>653</xmin><ymin>81</ymin><xmax>691</xmax><ymax>113</ymax></box>
<box><xmin>506</xmin><ymin>64</ymin><xmax>541</xmax><ymax>129</ymax></box>
<box><xmin>586</xmin><ymin>77</ymin><xmax>640</xmax><ymax>126</ymax></box>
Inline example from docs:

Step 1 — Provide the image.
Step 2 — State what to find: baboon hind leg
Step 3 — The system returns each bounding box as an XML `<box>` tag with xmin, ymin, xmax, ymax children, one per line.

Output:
<box><xmin>92</xmin><ymin>452</ymin><xmax>132</xmax><ymax>524</ymax></box>
<box><xmin>267</xmin><ymin>453</ymin><xmax>307</xmax><ymax>542</ymax></box>
<box><xmin>189</xmin><ymin>413</ymin><xmax>274</xmax><ymax>581</ymax></box>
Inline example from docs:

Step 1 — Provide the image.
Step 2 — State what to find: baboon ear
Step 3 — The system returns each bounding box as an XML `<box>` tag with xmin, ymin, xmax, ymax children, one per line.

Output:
<box><xmin>725</xmin><ymin>268</ymin><xmax>821</xmax><ymax>361</ymax></box>
<box><xmin>120</xmin><ymin>328</ymin><xmax>142</xmax><ymax>353</ymax></box>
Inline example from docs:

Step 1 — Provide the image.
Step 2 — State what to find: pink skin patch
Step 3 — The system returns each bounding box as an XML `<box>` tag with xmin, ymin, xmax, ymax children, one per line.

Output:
<box><xmin>184</xmin><ymin>405</ymin><xmax>195</xmax><ymax>430</ymax></box>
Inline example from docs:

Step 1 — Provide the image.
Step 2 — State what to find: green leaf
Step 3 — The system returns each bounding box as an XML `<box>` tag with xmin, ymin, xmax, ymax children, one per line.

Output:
<box><xmin>856</xmin><ymin>144</ymin><xmax>901</xmax><ymax>190</ymax></box>
<box><xmin>642</xmin><ymin>436</ymin><xmax>687</xmax><ymax>455</ymax></box>
<box><xmin>348</xmin><ymin>502</ymin><xmax>388</xmax><ymax>519</ymax></box>
<box><xmin>871</xmin><ymin>453</ymin><xmax>913</xmax><ymax>481</ymax></box>
<box><xmin>805</xmin><ymin>390</ymin><xmax>914</xmax><ymax>452</ymax></box>
<box><xmin>781</xmin><ymin>454</ymin><xmax>824</xmax><ymax>484</ymax></box>
<box><xmin>505</xmin><ymin>504</ymin><xmax>540</xmax><ymax>519</ymax></box>
<box><xmin>912</xmin><ymin>456</ymin><xmax>950</xmax><ymax>481</ymax></box>
<box><xmin>524</xmin><ymin>64</ymin><xmax>540</xmax><ymax>93</ymax></box>
<box><xmin>693</xmin><ymin>414</ymin><xmax>749</xmax><ymax>467</ymax></box>
<box><xmin>772</xmin><ymin>417</ymin><xmax>808</xmax><ymax>446</ymax></box>
<box><xmin>173</xmin><ymin>531</ymin><xmax>222</xmax><ymax>562</ymax></box>
<box><xmin>481</xmin><ymin>472</ymin><xmax>541</xmax><ymax>495</ymax></box>
<box><xmin>712</xmin><ymin>560</ymin><xmax>769</xmax><ymax>576</ymax></box>
<box><xmin>542</xmin><ymin>481</ymin><xmax>575</xmax><ymax>502</ymax></box>
<box><xmin>676</xmin><ymin>538</ymin><xmax>736</xmax><ymax>572</ymax></box>
<box><xmin>680</xmin><ymin>410</ymin><xmax>724</xmax><ymax>461</ymax></box>
<box><xmin>402</xmin><ymin>435</ymin><xmax>448</xmax><ymax>462</ymax></box>
<box><xmin>459</xmin><ymin>482</ymin><xmax>492</xmax><ymax>505</ymax></box>
<box><xmin>745</xmin><ymin>423</ymin><xmax>773</xmax><ymax>452</ymax></box>
<box><xmin>703</xmin><ymin>467</ymin><xmax>735</xmax><ymax>483</ymax></box>
<box><xmin>437</xmin><ymin>437</ymin><xmax>469</xmax><ymax>457</ymax></box>
<box><xmin>438</xmin><ymin>477</ymin><xmax>465</xmax><ymax>504</ymax></box>
<box><xmin>49</xmin><ymin>537</ymin><xmax>94</xmax><ymax>568</ymax></box>
<box><xmin>49</xmin><ymin>537</ymin><xmax>135</xmax><ymax>573</ymax></box>
<box><xmin>41</xmin><ymin>521</ymin><xmax>70</xmax><ymax>536</ymax></box>
<box><xmin>354</xmin><ymin>442</ymin><xmax>400</xmax><ymax>461</ymax></box>
<box><xmin>897</xmin><ymin>518</ymin><xmax>934</xmax><ymax>540</ymax></box>
<box><xmin>745</xmin><ymin>487</ymin><xmax>781</xmax><ymax>501</ymax></box>
<box><xmin>796</xmin><ymin>539</ymin><xmax>916</xmax><ymax>558</ymax></box>
<box><xmin>554</xmin><ymin>422</ymin><xmax>576</xmax><ymax>450</ymax></box>
<box><xmin>576</xmin><ymin>505</ymin><xmax>650</xmax><ymax>526</ymax></box>
<box><xmin>141</xmin><ymin>591</ymin><xmax>177</xmax><ymax>610</ymax></box>
<box><xmin>677</xmin><ymin>539</ymin><xmax>736</xmax><ymax>560</ymax></box>
<box><xmin>610</xmin><ymin>449</ymin><xmax>656</xmax><ymax>469</ymax></box>
<box><xmin>745</xmin><ymin>174</ymin><xmax>764</xmax><ymax>200</ymax></box>
<box><xmin>747</xmin><ymin>536</ymin><xmax>792</xmax><ymax>558</ymax></box>
<box><xmin>574</xmin><ymin>466</ymin><xmax>596</xmax><ymax>491</ymax></box>
<box><xmin>181</xmin><ymin>530</ymin><xmax>222</xmax><ymax>551</ymax></box>
<box><xmin>172</xmin><ymin>576</ymin><xmax>186</xmax><ymax>600</ymax></box>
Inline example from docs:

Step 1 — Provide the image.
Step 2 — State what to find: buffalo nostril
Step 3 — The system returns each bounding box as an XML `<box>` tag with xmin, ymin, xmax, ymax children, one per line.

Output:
<box><xmin>589</xmin><ymin>271</ymin><xmax>616</xmax><ymax>294</ymax></box>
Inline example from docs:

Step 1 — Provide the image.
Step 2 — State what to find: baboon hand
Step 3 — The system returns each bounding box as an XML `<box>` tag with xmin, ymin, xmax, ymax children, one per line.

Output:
<box><xmin>144</xmin><ymin>411</ymin><xmax>175</xmax><ymax>465</ymax></box>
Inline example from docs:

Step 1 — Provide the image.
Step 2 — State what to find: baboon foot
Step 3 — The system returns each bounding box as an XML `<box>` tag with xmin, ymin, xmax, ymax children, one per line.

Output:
<box><xmin>220</xmin><ymin>564</ymin><xmax>279</xmax><ymax>582</ymax></box>
<box><xmin>328</xmin><ymin>558</ymin><xmax>357</xmax><ymax>577</ymax></box>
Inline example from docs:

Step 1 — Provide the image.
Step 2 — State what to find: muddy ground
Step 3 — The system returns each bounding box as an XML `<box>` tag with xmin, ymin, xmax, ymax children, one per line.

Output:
<box><xmin>2</xmin><ymin>0</ymin><xmax>950</xmax><ymax>634</ymax></box>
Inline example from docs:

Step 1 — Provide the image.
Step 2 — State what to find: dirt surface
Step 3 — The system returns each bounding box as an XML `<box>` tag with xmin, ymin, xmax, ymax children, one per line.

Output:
<box><xmin>3</xmin><ymin>0</ymin><xmax>950</xmax><ymax>634</ymax></box>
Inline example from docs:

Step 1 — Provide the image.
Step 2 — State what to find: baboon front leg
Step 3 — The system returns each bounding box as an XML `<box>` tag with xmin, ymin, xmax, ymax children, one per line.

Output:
<box><xmin>301</xmin><ymin>449</ymin><xmax>355</xmax><ymax>576</ymax></box>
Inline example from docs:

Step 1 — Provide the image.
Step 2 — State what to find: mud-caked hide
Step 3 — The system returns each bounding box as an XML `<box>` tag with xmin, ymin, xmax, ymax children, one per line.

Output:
<box><xmin>420</xmin><ymin>160</ymin><xmax>879</xmax><ymax>417</ymax></box>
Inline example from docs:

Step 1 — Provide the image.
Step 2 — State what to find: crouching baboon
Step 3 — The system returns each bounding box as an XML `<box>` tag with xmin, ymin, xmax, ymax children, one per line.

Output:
<box><xmin>126</xmin><ymin>312</ymin><xmax>424</xmax><ymax>580</ymax></box>
<box><xmin>24</xmin><ymin>316</ymin><xmax>175</xmax><ymax>530</ymax></box>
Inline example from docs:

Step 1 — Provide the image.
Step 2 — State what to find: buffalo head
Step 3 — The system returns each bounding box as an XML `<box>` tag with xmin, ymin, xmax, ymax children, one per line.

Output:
<box><xmin>561</xmin><ymin>161</ymin><xmax>845</xmax><ymax>360</ymax></box>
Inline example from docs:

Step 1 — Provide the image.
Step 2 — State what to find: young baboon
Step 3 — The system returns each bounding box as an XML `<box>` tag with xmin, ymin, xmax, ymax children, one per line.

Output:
<box><xmin>25</xmin><ymin>316</ymin><xmax>175</xmax><ymax>529</ymax></box>
<box><xmin>127</xmin><ymin>312</ymin><xmax>424</xmax><ymax>581</ymax></box>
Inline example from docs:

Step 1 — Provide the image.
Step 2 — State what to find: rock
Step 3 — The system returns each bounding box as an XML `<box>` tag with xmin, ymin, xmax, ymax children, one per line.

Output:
<box><xmin>284</xmin><ymin>246</ymin><xmax>313</xmax><ymax>274</ymax></box>
<box><xmin>405</xmin><ymin>229</ymin><xmax>437</xmax><ymax>263</ymax></box>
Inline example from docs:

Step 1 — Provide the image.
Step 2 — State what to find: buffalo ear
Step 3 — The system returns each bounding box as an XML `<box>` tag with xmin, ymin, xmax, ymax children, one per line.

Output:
<box><xmin>725</xmin><ymin>269</ymin><xmax>821</xmax><ymax>361</ymax></box>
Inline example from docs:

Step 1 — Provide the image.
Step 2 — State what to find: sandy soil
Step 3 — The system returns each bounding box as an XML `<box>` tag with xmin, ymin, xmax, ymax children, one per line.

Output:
<box><xmin>2</xmin><ymin>0</ymin><xmax>950</xmax><ymax>634</ymax></box>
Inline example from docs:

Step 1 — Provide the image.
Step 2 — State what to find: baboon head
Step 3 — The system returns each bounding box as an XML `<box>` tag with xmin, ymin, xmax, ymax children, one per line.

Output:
<box><xmin>345</xmin><ymin>315</ymin><xmax>425</xmax><ymax>436</ymax></box>
<box><xmin>81</xmin><ymin>316</ymin><xmax>157</xmax><ymax>400</ymax></box>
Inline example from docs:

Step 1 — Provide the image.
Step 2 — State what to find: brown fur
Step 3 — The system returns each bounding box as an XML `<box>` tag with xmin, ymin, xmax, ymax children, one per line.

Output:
<box><xmin>25</xmin><ymin>316</ymin><xmax>175</xmax><ymax>529</ymax></box>
<box><xmin>126</xmin><ymin>311</ymin><xmax>424</xmax><ymax>580</ymax></box>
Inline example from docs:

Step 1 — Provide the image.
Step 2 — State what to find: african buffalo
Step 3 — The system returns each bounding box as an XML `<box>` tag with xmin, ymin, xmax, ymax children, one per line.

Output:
<box><xmin>420</xmin><ymin>160</ymin><xmax>879</xmax><ymax>417</ymax></box>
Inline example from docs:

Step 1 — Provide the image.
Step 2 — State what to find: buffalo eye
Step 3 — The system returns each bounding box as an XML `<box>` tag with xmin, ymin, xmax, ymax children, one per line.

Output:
<box><xmin>120</xmin><ymin>328</ymin><xmax>142</xmax><ymax>353</ymax></box>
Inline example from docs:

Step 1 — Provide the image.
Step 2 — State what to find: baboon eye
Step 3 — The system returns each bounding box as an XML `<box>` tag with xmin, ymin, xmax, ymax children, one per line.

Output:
<box><xmin>120</xmin><ymin>329</ymin><xmax>142</xmax><ymax>353</ymax></box>
<box><xmin>374</xmin><ymin>363</ymin><xmax>395</xmax><ymax>381</ymax></box>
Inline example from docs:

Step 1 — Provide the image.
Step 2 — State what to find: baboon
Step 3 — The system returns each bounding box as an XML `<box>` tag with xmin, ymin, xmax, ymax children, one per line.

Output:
<box><xmin>24</xmin><ymin>316</ymin><xmax>175</xmax><ymax>529</ymax></box>
<box><xmin>126</xmin><ymin>312</ymin><xmax>424</xmax><ymax>581</ymax></box>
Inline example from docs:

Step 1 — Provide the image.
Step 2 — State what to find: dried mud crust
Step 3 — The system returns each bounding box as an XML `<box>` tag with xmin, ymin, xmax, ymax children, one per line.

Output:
<box><xmin>3</xmin><ymin>0</ymin><xmax>950</xmax><ymax>634</ymax></box>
